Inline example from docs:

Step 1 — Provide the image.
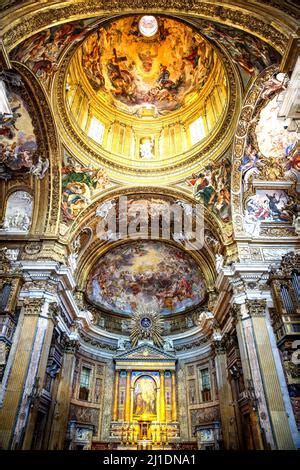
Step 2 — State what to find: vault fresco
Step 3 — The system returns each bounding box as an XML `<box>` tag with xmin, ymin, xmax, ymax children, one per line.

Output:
<box><xmin>0</xmin><ymin>87</ymin><xmax>49</xmax><ymax>180</ymax></box>
<box><xmin>61</xmin><ymin>152</ymin><xmax>110</xmax><ymax>225</ymax></box>
<box><xmin>238</xmin><ymin>74</ymin><xmax>299</xmax><ymax>189</ymax></box>
<box><xmin>12</xmin><ymin>19</ymin><xmax>98</xmax><ymax>84</ymax></box>
<box><xmin>186</xmin><ymin>156</ymin><xmax>231</xmax><ymax>223</ymax></box>
<box><xmin>86</xmin><ymin>241</ymin><xmax>206</xmax><ymax>315</ymax></box>
<box><xmin>196</xmin><ymin>19</ymin><xmax>280</xmax><ymax>77</ymax></box>
<box><xmin>80</xmin><ymin>16</ymin><xmax>216</xmax><ymax>115</ymax></box>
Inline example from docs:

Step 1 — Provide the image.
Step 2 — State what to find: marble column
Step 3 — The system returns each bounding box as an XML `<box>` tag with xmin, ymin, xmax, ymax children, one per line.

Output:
<box><xmin>171</xmin><ymin>370</ymin><xmax>177</xmax><ymax>421</ymax></box>
<box><xmin>235</xmin><ymin>300</ymin><xmax>295</xmax><ymax>449</ymax></box>
<box><xmin>113</xmin><ymin>370</ymin><xmax>120</xmax><ymax>421</ymax></box>
<box><xmin>0</xmin><ymin>297</ymin><xmax>57</xmax><ymax>449</ymax></box>
<box><xmin>160</xmin><ymin>370</ymin><xmax>166</xmax><ymax>422</ymax></box>
<box><xmin>125</xmin><ymin>370</ymin><xmax>131</xmax><ymax>422</ymax></box>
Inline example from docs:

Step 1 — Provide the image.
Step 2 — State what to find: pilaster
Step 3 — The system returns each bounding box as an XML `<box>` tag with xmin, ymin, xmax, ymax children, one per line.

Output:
<box><xmin>47</xmin><ymin>336</ymin><xmax>79</xmax><ymax>450</ymax></box>
<box><xmin>213</xmin><ymin>337</ymin><xmax>239</xmax><ymax>449</ymax></box>
<box><xmin>0</xmin><ymin>296</ymin><xmax>57</xmax><ymax>449</ymax></box>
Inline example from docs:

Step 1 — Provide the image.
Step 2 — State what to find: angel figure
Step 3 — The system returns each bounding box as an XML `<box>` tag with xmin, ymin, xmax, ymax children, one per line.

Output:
<box><xmin>29</xmin><ymin>156</ymin><xmax>49</xmax><ymax>179</ymax></box>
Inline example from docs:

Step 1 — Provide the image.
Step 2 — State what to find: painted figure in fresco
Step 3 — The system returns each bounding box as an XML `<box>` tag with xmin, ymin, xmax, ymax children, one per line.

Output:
<box><xmin>157</xmin><ymin>65</ymin><xmax>175</xmax><ymax>89</ymax></box>
<box><xmin>187</xmin><ymin>159</ymin><xmax>231</xmax><ymax>222</ymax></box>
<box><xmin>195</xmin><ymin>174</ymin><xmax>214</xmax><ymax>204</ymax></box>
<box><xmin>0</xmin><ymin>103</ymin><xmax>22</xmax><ymax>139</ymax></box>
<box><xmin>286</xmin><ymin>149</ymin><xmax>300</xmax><ymax>173</ymax></box>
<box><xmin>61</xmin><ymin>159</ymin><xmax>109</xmax><ymax>223</ymax></box>
<box><xmin>138</xmin><ymin>49</ymin><xmax>158</xmax><ymax>72</ymax></box>
<box><xmin>239</xmin><ymin>144</ymin><xmax>260</xmax><ymax>181</ymax></box>
<box><xmin>255</xmin><ymin>199</ymin><xmax>271</xmax><ymax>220</ymax></box>
<box><xmin>134</xmin><ymin>376</ymin><xmax>156</xmax><ymax>416</ymax></box>
<box><xmin>261</xmin><ymin>75</ymin><xmax>286</xmax><ymax>100</ymax></box>
<box><xmin>87</xmin><ymin>241</ymin><xmax>206</xmax><ymax>315</ymax></box>
<box><xmin>183</xmin><ymin>42</ymin><xmax>201</xmax><ymax>68</ymax></box>
<box><xmin>199</xmin><ymin>19</ymin><xmax>279</xmax><ymax>76</ymax></box>
<box><xmin>80</xmin><ymin>16</ymin><xmax>215</xmax><ymax>115</ymax></box>
<box><xmin>13</xmin><ymin>20</ymin><xmax>95</xmax><ymax>81</ymax></box>
<box><xmin>107</xmin><ymin>49</ymin><xmax>136</xmax><ymax>100</ymax></box>
<box><xmin>265</xmin><ymin>193</ymin><xmax>282</xmax><ymax>217</ymax></box>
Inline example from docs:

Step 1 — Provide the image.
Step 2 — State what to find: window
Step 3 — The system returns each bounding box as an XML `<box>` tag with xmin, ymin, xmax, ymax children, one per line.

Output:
<box><xmin>0</xmin><ymin>283</ymin><xmax>11</xmax><ymax>312</ymax></box>
<box><xmin>87</xmin><ymin>117</ymin><xmax>104</xmax><ymax>144</ymax></box>
<box><xmin>0</xmin><ymin>80</ymin><xmax>12</xmax><ymax>115</ymax></box>
<box><xmin>79</xmin><ymin>366</ymin><xmax>91</xmax><ymax>401</ymax></box>
<box><xmin>199</xmin><ymin>368</ymin><xmax>211</xmax><ymax>402</ymax></box>
<box><xmin>189</xmin><ymin>117</ymin><xmax>205</xmax><ymax>145</ymax></box>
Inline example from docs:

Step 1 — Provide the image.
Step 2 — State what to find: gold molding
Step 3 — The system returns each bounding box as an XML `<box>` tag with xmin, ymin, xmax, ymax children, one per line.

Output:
<box><xmin>1</xmin><ymin>2</ymin><xmax>295</xmax><ymax>55</ymax></box>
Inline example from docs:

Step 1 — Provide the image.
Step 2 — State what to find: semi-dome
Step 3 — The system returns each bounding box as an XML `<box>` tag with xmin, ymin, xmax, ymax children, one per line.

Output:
<box><xmin>86</xmin><ymin>240</ymin><xmax>206</xmax><ymax>315</ymax></box>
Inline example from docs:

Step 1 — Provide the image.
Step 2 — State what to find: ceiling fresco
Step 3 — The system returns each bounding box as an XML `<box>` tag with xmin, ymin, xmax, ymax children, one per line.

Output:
<box><xmin>255</xmin><ymin>93</ymin><xmax>297</xmax><ymax>159</ymax></box>
<box><xmin>86</xmin><ymin>241</ymin><xmax>206</xmax><ymax>315</ymax></box>
<box><xmin>186</xmin><ymin>155</ymin><xmax>231</xmax><ymax>223</ymax></box>
<box><xmin>61</xmin><ymin>151</ymin><xmax>110</xmax><ymax>228</ymax></box>
<box><xmin>238</xmin><ymin>73</ymin><xmax>299</xmax><ymax>191</ymax></box>
<box><xmin>0</xmin><ymin>81</ymin><xmax>49</xmax><ymax>181</ymax></box>
<box><xmin>11</xmin><ymin>19</ymin><xmax>98</xmax><ymax>84</ymax></box>
<box><xmin>80</xmin><ymin>16</ymin><xmax>216</xmax><ymax>115</ymax></box>
<box><xmin>195</xmin><ymin>19</ymin><xmax>280</xmax><ymax>78</ymax></box>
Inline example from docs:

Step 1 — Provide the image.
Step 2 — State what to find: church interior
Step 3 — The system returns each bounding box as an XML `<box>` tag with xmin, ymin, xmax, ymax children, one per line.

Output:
<box><xmin>0</xmin><ymin>0</ymin><xmax>299</xmax><ymax>451</ymax></box>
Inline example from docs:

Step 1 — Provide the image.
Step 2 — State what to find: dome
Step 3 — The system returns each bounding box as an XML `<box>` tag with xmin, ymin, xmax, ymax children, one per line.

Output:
<box><xmin>63</xmin><ymin>15</ymin><xmax>231</xmax><ymax>183</ymax></box>
<box><xmin>79</xmin><ymin>16</ymin><xmax>218</xmax><ymax>117</ymax></box>
<box><xmin>86</xmin><ymin>240</ymin><xmax>206</xmax><ymax>315</ymax></box>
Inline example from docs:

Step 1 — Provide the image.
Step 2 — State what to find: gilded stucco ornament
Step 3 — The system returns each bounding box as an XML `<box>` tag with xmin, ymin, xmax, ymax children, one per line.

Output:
<box><xmin>130</xmin><ymin>303</ymin><xmax>163</xmax><ymax>348</ymax></box>
<box><xmin>245</xmin><ymin>299</ymin><xmax>267</xmax><ymax>317</ymax></box>
<box><xmin>1</xmin><ymin>1</ymin><xmax>293</xmax><ymax>55</ymax></box>
<box><xmin>232</xmin><ymin>64</ymin><xmax>299</xmax><ymax>241</ymax></box>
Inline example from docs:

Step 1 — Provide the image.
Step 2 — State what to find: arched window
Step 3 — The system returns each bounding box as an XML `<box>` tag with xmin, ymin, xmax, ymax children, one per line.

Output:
<box><xmin>3</xmin><ymin>191</ymin><xmax>33</xmax><ymax>233</ymax></box>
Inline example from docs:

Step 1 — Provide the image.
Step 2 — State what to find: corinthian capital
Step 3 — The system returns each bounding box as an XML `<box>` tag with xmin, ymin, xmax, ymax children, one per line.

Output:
<box><xmin>245</xmin><ymin>299</ymin><xmax>266</xmax><ymax>317</ymax></box>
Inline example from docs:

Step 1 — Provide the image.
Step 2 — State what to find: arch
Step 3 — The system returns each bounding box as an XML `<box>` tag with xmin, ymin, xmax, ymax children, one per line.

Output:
<box><xmin>1</xmin><ymin>2</ymin><xmax>297</xmax><ymax>56</ymax></box>
<box><xmin>231</xmin><ymin>65</ymin><xmax>279</xmax><ymax>238</ymax></box>
<box><xmin>10</xmin><ymin>62</ymin><xmax>62</xmax><ymax>235</ymax></box>
<box><xmin>65</xmin><ymin>186</ymin><xmax>230</xmax><ymax>290</ymax></box>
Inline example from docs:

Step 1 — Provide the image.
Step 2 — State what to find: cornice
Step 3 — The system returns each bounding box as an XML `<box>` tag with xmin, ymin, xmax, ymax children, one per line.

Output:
<box><xmin>1</xmin><ymin>1</ymin><xmax>295</xmax><ymax>55</ymax></box>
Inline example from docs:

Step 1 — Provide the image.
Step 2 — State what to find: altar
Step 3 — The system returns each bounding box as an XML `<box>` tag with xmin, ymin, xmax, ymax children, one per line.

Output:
<box><xmin>109</xmin><ymin>342</ymin><xmax>180</xmax><ymax>448</ymax></box>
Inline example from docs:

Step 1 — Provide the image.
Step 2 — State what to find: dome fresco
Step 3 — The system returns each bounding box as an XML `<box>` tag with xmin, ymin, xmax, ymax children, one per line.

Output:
<box><xmin>86</xmin><ymin>241</ymin><xmax>206</xmax><ymax>315</ymax></box>
<box><xmin>80</xmin><ymin>16</ymin><xmax>216</xmax><ymax>116</ymax></box>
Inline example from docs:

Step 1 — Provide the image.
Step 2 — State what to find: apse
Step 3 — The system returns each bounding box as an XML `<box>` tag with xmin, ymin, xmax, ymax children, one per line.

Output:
<box><xmin>86</xmin><ymin>240</ymin><xmax>206</xmax><ymax>315</ymax></box>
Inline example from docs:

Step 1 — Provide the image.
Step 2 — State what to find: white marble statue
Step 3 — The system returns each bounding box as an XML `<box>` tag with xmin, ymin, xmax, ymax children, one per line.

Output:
<box><xmin>163</xmin><ymin>338</ymin><xmax>174</xmax><ymax>351</ymax></box>
<box><xmin>30</xmin><ymin>156</ymin><xmax>49</xmax><ymax>179</ymax></box>
<box><xmin>215</xmin><ymin>253</ymin><xmax>224</xmax><ymax>273</ymax></box>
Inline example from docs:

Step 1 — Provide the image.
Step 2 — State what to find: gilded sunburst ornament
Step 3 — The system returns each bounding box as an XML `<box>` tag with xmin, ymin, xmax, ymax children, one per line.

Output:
<box><xmin>130</xmin><ymin>302</ymin><xmax>163</xmax><ymax>347</ymax></box>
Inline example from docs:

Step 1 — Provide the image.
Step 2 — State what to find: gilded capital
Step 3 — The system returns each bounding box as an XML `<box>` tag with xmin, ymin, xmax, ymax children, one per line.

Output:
<box><xmin>22</xmin><ymin>298</ymin><xmax>45</xmax><ymax>315</ymax></box>
<box><xmin>245</xmin><ymin>299</ymin><xmax>267</xmax><ymax>318</ymax></box>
